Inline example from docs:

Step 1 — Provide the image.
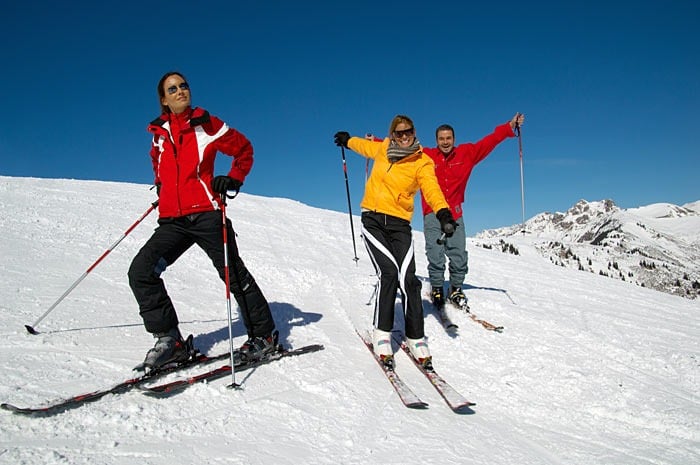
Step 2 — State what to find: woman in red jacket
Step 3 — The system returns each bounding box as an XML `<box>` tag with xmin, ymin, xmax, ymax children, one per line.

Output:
<box><xmin>128</xmin><ymin>71</ymin><xmax>277</xmax><ymax>372</ymax></box>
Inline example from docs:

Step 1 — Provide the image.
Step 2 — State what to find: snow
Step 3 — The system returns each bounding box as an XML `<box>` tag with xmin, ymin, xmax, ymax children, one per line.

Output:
<box><xmin>0</xmin><ymin>176</ymin><xmax>698</xmax><ymax>465</ymax></box>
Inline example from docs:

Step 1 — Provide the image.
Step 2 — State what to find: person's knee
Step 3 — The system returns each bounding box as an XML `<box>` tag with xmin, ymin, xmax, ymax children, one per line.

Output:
<box><xmin>127</xmin><ymin>255</ymin><xmax>145</xmax><ymax>284</ymax></box>
<box><xmin>128</xmin><ymin>252</ymin><xmax>163</xmax><ymax>285</ymax></box>
<box><xmin>405</xmin><ymin>275</ymin><xmax>421</xmax><ymax>292</ymax></box>
<box><xmin>382</xmin><ymin>268</ymin><xmax>399</xmax><ymax>283</ymax></box>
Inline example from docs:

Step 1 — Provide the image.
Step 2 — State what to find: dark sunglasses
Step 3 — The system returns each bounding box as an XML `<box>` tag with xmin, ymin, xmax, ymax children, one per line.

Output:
<box><xmin>393</xmin><ymin>127</ymin><xmax>415</xmax><ymax>138</ymax></box>
<box><xmin>166</xmin><ymin>82</ymin><xmax>190</xmax><ymax>95</ymax></box>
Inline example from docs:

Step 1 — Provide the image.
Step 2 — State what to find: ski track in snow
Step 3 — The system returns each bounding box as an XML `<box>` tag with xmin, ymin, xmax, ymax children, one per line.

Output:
<box><xmin>0</xmin><ymin>176</ymin><xmax>698</xmax><ymax>465</ymax></box>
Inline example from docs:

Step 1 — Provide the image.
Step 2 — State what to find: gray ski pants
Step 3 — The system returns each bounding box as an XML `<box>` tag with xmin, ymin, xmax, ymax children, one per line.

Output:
<box><xmin>423</xmin><ymin>212</ymin><xmax>468</xmax><ymax>290</ymax></box>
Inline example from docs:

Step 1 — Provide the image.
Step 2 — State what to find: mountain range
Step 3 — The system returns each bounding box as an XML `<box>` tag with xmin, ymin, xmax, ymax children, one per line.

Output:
<box><xmin>476</xmin><ymin>199</ymin><xmax>700</xmax><ymax>299</ymax></box>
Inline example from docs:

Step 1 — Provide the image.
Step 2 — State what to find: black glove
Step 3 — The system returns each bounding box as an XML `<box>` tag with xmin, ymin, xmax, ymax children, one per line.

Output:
<box><xmin>155</xmin><ymin>183</ymin><xmax>161</xmax><ymax>196</ymax></box>
<box><xmin>212</xmin><ymin>176</ymin><xmax>243</xmax><ymax>194</ymax></box>
<box><xmin>436</xmin><ymin>208</ymin><xmax>457</xmax><ymax>237</ymax></box>
<box><xmin>334</xmin><ymin>131</ymin><xmax>351</xmax><ymax>148</ymax></box>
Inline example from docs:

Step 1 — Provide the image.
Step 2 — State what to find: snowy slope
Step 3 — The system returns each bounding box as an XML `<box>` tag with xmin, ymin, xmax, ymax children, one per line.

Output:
<box><xmin>0</xmin><ymin>176</ymin><xmax>698</xmax><ymax>465</ymax></box>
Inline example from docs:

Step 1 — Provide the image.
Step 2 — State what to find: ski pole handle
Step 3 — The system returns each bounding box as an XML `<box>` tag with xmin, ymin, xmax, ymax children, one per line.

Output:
<box><xmin>437</xmin><ymin>233</ymin><xmax>446</xmax><ymax>245</ymax></box>
<box><xmin>513</xmin><ymin>112</ymin><xmax>522</xmax><ymax>137</ymax></box>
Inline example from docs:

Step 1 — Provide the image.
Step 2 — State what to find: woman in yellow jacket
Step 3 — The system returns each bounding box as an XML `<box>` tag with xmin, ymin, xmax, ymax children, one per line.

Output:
<box><xmin>334</xmin><ymin>115</ymin><xmax>457</xmax><ymax>371</ymax></box>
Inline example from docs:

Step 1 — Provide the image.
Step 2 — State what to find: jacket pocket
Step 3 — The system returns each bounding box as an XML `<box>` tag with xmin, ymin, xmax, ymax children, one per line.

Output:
<box><xmin>396</xmin><ymin>192</ymin><xmax>413</xmax><ymax>212</ymax></box>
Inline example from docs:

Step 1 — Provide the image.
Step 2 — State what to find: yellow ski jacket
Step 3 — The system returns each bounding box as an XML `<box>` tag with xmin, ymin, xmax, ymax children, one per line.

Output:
<box><xmin>347</xmin><ymin>137</ymin><xmax>449</xmax><ymax>222</ymax></box>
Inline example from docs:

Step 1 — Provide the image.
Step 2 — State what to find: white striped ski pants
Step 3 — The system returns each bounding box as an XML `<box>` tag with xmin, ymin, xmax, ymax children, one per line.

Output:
<box><xmin>361</xmin><ymin>211</ymin><xmax>425</xmax><ymax>340</ymax></box>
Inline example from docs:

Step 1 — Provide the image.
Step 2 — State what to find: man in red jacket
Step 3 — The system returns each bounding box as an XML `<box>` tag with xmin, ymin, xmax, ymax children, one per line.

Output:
<box><xmin>128</xmin><ymin>71</ymin><xmax>277</xmax><ymax>372</ymax></box>
<box><xmin>422</xmin><ymin>113</ymin><xmax>525</xmax><ymax>310</ymax></box>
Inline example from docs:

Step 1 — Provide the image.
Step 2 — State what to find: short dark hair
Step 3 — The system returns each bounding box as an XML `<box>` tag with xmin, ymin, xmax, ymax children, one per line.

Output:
<box><xmin>435</xmin><ymin>124</ymin><xmax>454</xmax><ymax>139</ymax></box>
<box><xmin>157</xmin><ymin>71</ymin><xmax>187</xmax><ymax>114</ymax></box>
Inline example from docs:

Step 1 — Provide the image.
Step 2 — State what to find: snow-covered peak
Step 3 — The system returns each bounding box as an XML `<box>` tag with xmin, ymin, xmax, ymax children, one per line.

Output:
<box><xmin>628</xmin><ymin>202</ymin><xmax>698</xmax><ymax>219</ymax></box>
<box><xmin>476</xmin><ymin>198</ymin><xmax>700</xmax><ymax>299</ymax></box>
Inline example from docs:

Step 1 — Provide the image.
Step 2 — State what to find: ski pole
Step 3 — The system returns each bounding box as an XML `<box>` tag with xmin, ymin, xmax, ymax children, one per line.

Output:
<box><xmin>219</xmin><ymin>191</ymin><xmax>241</xmax><ymax>389</ymax></box>
<box><xmin>340</xmin><ymin>146</ymin><xmax>360</xmax><ymax>263</ymax></box>
<box><xmin>25</xmin><ymin>201</ymin><xmax>158</xmax><ymax>335</ymax></box>
<box><xmin>514</xmin><ymin>113</ymin><xmax>526</xmax><ymax>232</ymax></box>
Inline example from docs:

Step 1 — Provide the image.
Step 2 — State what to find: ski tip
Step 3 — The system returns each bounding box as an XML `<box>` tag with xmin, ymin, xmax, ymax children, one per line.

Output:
<box><xmin>407</xmin><ymin>401</ymin><xmax>429</xmax><ymax>409</ymax></box>
<box><xmin>1</xmin><ymin>402</ymin><xmax>51</xmax><ymax>416</ymax></box>
<box><xmin>452</xmin><ymin>403</ymin><xmax>477</xmax><ymax>414</ymax></box>
<box><xmin>25</xmin><ymin>325</ymin><xmax>39</xmax><ymax>335</ymax></box>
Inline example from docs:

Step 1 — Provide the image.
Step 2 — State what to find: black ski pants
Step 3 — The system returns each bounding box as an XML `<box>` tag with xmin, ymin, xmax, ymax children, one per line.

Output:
<box><xmin>361</xmin><ymin>211</ymin><xmax>424</xmax><ymax>340</ymax></box>
<box><xmin>128</xmin><ymin>210</ymin><xmax>275</xmax><ymax>338</ymax></box>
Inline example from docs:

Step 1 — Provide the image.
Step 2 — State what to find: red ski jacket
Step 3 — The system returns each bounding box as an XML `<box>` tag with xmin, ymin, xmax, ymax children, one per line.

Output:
<box><xmin>420</xmin><ymin>122</ymin><xmax>515</xmax><ymax>219</ymax></box>
<box><xmin>147</xmin><ymin>107</ymin><xmax>253</xmax><ymax>219</ymax></box>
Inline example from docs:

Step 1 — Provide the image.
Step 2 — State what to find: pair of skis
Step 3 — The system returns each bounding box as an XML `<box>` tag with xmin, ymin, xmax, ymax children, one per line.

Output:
<box><xmin>358</xmin><ymin>330</ymin><xmax>475</xmax><ymax>413</ymax></box>
<box><xmin>140</xmin><ymin>344</ymin><xmax>323</xmax><ymax>395</ymax></box>
<box><xmin>1</xmin><ymin>344</ymin><xmax>323</xmax><ymax>416</ymax></box>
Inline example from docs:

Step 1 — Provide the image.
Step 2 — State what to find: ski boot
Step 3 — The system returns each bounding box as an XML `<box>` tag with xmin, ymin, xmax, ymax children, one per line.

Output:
<box><xmin>448</xmin><ymin>286</ymin><xmax>469</xmax><ymax>312</ymax></box>
<box><xmin>373</xmin><ymin>328</ymin><xmax>395</xmax><ymax>370</ymax></box>
<box><xmin>236</xmin><ymin>330</ymin><xmax>280</xmax><ymax>363</ymax></box>
<box><xmin>430</xmin><ymin>286</ymin><xmax>445</xmax><ymax>308</ymax></box>
<box><xmin>137</xmin><ymin>327</ymin><xmax>194</xmax><ymax>373</ymax></box>
<box><xmin>406</xmin><ymin>337</ymin><xmax>433</xmax><ymax>372</ymax></box>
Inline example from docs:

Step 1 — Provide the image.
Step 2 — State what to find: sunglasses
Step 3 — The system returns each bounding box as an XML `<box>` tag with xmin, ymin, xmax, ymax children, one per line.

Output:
<box><xmin>393</xmin><ymin>127</ymin><xmax>415</xmax><ymax>138</ymax></box>
<box><xmin>166</xmin><ymin>82</ymin><xmax>190</xmax><ymax>95</ymax></box>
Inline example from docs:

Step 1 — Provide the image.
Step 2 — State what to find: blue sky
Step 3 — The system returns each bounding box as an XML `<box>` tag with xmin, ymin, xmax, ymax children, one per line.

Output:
<box><xmin>1</xmin><ymin>1</ymin><xmax>698</xmax><ymax>235</ymax></box>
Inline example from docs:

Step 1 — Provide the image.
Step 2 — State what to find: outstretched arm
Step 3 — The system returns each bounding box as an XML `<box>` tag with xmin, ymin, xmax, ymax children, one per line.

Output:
<box><xmin>467</xmin><ymin>113</ymin><xmax>524</xmax><ymax>163</ymax></box>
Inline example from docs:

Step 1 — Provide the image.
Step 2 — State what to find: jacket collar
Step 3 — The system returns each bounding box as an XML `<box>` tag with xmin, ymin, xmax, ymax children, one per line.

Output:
<box><xmin>149</xmin><ymin>107</ymin><xmax>210</xmax><ymax>128</ymax></box>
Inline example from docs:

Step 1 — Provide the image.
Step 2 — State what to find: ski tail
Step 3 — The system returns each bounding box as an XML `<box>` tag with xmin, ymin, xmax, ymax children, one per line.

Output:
<box><xmin>392</xmin><ymin>333</ymin><xmax>476</xmax><ymax>413</ymax></box>
<box><xmin>1</xmin><ymin>350</ymin><xmax>230</xmax><ymax>416</ymax></box>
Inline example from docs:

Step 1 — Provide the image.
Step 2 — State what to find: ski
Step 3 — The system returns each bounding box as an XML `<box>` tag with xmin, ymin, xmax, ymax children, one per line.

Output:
<box><xmin>0</xmin><ymin>348</ymin><xmax>232</xmax><ymax>416</ymax></box>
<box><xmin>140</xmin><ymin>344</ymin><xmax>324</xmax><ymax>396</ymax></box>
<box><xmin>468</xmin><ymin>312</ymin><xmax>504</xmax><ymax>332</ymax></box>
<box><xmin>357</xmin><ymin>330</ymin><xmax>428</xmax><ymax>409</ymax></box>
<box><xmin>449</xmin><ymin>299</ymin><xmax>504</xmax><ymax>333</ymax></box>
<box><xmin>434</xmin><ymin>303</ymin><xmax>459</xmax><ymax>334</ymax></box>
<box><xmin>394</xmin><ymin>335</ymin><xmax>475</xmax><ymax>413</ymax></box>
<box><xmin>423</xmin><ymin>291</ymin><xmax>458</xmax><ymax>334</ymax></box>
